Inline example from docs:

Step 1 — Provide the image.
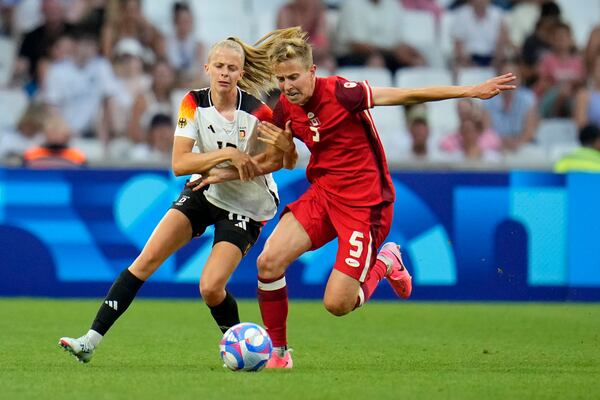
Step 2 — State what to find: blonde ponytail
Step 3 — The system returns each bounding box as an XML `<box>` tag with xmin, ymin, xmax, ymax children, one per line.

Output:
<box><xmin>207</xmin><ymin>27</ymin><xmax>311</xmax><ymax>97</ymax></box>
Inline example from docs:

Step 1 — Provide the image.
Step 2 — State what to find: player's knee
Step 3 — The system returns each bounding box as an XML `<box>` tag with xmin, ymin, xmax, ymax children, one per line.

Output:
<box><xmin>199</xmin><ymin>283</ymin><xmax>224</xmax><ymax>306</ymax></box>
<box><xmin>257</xmin><ymin>251</ymin><xmax>284</xmax><ymax>279</ymax></box>
<box><xmin>323</xmin><ymin>298</ymin><xmax>352</xmax><ymax>317</ymax></box>
<box><xmin>130</xmin><ymin>251</ymin><xmax>163</xmax><ymax>279</ymax></box>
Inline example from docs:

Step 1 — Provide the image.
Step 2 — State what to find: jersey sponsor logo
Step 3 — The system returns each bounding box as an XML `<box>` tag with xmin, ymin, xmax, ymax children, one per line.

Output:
<box><xmin>345</xmin><ymin>258</ymin><xmax>360</xmax><ymax>268</ymax></box>
<box><xmin>178</xmin><ymin>117</ymin><xmax>187</xmax><ymax>128</ymax></box>
<box><xmin>344</xmin><ymin>81</ymin><xmax>358</xmax><ymax>88</ymax></box>
<box><xmin>307</xmin><ymin>112</ymin><xmax>320</xmax><ymax>127</ymax></box>
<box><xmin>207</xmin><ymin>124</ymin><xmax>216</xmax><ymax>134</ymax></box>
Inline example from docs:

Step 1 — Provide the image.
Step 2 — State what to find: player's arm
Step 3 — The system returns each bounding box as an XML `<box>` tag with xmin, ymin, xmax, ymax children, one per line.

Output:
<box><xmin>172</xmin><ymin>136</ymin><xmax>261</xmax><ymax>182</ymax></box>
<box><xmin>257</xmin><ymin>121</ymin><xmax>297</xmax><ymax>170</ymax></box>
<box><xmin>186</xmin><ymin>122</ymin><xmax>296</xmax><ymax>192</ymax></box>
<box><xmin>371</xmin><ymin>73</ymin><xmax>517</xmax><ymax>106</ymax></box>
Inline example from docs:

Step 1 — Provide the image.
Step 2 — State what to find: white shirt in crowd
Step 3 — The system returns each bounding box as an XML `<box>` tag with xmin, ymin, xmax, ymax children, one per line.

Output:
<box><xmin>335</xmin><ymin>0</ymin><xmax>405</xmax><ymax>56</ymax></box>
<box><xmin>43</xmin><ymin>57</ymin><xmax>118</xmax><ymax>136</ymax></box>
<box><xmin>450</xmin><ymin>3</ymin><xmax>505</xmax><ymax>57</ymax></box>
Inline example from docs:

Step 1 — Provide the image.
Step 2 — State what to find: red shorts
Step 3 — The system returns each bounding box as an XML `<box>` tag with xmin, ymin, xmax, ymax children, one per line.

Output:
<box><xmin>283</xmin><ymin>184</ymin><xmax>393</xmax><ymax>283</ymax></box>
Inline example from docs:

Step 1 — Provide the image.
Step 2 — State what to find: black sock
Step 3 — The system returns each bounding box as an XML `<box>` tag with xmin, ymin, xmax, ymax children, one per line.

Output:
<box><xmin>208</xmin><ymin>290</ymin><xmax>240</xmax><ymax>333</ymax></box>
<box><xmin>90</xmin><ymin>268</ymin><xmax>144</xmax><ymax>336</ymax></box>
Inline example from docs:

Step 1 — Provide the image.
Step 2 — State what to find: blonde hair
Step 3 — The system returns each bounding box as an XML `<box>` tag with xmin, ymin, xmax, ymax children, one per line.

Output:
<box><xmin>257</xmin><ymin>27</ymin><xmax>312</xmax><ymax>69</ymax></box>
<box><xmin>206</xmin><ymin>27</ymin><xmax>311</xmax><ymax>96</ymax></box>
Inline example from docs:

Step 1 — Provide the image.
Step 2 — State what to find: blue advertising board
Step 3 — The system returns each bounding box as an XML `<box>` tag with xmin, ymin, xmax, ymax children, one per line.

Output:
<box><xmin>0</xmin><ymin>168</ymin><xmax>599</xmax><ymax>300</ymax></box>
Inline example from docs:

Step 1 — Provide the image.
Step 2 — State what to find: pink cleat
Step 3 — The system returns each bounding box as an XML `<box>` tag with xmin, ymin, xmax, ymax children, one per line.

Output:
<box><xmin>377</xmin><ymin>242</ymin><xmax>412</xmax><ymax>299</ymax></box>
<box><xmin>265</xmin><ymin>349</ymin><xmax>293</xmax><ymax>369</ymax></box>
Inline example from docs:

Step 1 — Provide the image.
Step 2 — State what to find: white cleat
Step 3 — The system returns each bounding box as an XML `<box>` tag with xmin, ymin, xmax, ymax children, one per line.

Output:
<box><xmin>59</xmin><ymin>336</ymin><xmax>95</xmax><ymax>363</ymax></box>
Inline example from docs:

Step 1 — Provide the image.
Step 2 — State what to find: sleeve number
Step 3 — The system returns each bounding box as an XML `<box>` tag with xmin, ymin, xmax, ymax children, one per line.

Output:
<box><xmin>309</xmin><ymin>126</ymin><xmax>320</xmax><ymax>142</ymax></box>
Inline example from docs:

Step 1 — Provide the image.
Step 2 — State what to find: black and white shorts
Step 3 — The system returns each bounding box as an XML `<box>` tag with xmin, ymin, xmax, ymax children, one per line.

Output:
<box><xmin>170</xmin><ymin>187</ymin><xmax>263</xmax><ymax>256</ymax></box>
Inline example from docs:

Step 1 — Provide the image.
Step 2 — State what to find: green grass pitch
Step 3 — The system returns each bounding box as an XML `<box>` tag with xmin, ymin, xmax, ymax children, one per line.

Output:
<box><xmin>1</xmin><ymin>299</ymin><xmax>599</xmax><ymax>400</ymax></box>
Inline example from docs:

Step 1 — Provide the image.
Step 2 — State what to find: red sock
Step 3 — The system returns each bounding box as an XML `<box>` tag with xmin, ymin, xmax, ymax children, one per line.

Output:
<box><xmin>257</xmin><ymin>274</ymin><xmax>288</xmax><ymax>347</ymax></box>
<box><xmin>355</xmin><ymin>258</ymin><xmax>388</xmax><ymax>308</ymax></box>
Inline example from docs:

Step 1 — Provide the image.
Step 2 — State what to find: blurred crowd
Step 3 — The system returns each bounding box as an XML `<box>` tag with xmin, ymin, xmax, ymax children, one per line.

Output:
<box><xmin>0</xmin><ymin>0</ymin><xmax>599</xmax><ymax>172</ymax></box>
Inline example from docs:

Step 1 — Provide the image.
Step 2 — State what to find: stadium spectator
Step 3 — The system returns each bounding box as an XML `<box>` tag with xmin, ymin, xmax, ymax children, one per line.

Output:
<box><xmin>127</xmin><ymin>59</ymin><xmax>175</xmax><ymax>144</ymax></box>
<box><xmin>397</xmin><ymin>104</ymin><xmax>443</xmax><ymax>162</ymax></box>
<box><xmin>129</xmin><ymin>113</ymin><xmax>173</xmax><ymax>164</ymax></box>
<box><xmin>14</xmin><ymin>0</ymin><xmax>75</xmax><ymax>90</ymax></box>
<box><xmin>165</xmin><ymin>1</ymin><xmax>207</xmax><ymax>88</ymax></box>
<box><xmin>100</xmin><ymin>0</ymin><xmax>164</xmax><ymax>61</ymax></box>
<box><xmin>111</xmin><ymin>37</ymin><xmax>150</xmax><ymax>138</ymax></box>
<box><xmin>22</xmin><ymin>113</ymin><xmax>87</xmax><ymax>168</ymax></box>
<box><xmin>574</xmin><ymin>54</ymin><xmax>600</xmax><ymax>129</ymax></box>
<box><xmin>42</xmin><ymin>28</ymin><xmax>118</xmax><ymax>142</ymax></box>
<box><xmin>504</xmin><ymin>0</ymin><xmax>544</xmax><ymax>49</ymax></box>
<box><xmin>450</xmin><ymin>0</ymin><xmax>511</xmax><ymax>68</ymax></box>
<box><xmin>519</xmin><ymin>2</ymin><xmax>561</xmax><ymax>87</ymax></box>
<box><xmin>277</xmin><ymin>0</ymin><xmax>334</xmax><ymax>72</ymax></box>
<box><xmin>554</xmin><ymin>124</ymin><xmax>600</xmax><ymax>172</ymax></box>
<box><xmin>335</xmin><ymin>0</ymin><xmax>426</xmax><ymax>74</ymax></box>
<box><xmin>484</xmin><ymin>59</ymin><xmax>539</xmax><ymax>151</ymax></box>
<box><xmin>71</xmin><ymin>0</ymin><xmax>107</xmax><ymax>37</ymax></box>
<box><xmin>440</xmin><ymin>115</ymin><xmax>502</xmax><ymax>162</ymax></box>
<box><xmin>0</xmin><ymin>101</ymin><xmax>46</xmax><ymax>162</ymax></box>
<box><xmin>440</xmin><ymin>98</ymin><xmax>501</xmax><ymax>154</ymax></box>
<box><xmin>536</xmin><ymin>21</ymin><xmax>584</xmax><ymax>118</ymax></box>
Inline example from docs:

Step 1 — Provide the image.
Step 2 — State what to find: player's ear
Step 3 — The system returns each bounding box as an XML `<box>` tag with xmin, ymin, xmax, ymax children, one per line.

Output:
<box><xmin>204</xmin><ymin>63</ymin><xmax>209</xmax><ymax>75</ymax></box>
<box><xmin>309</xmin><ymin>64</ymin><xmax>317</xmax><ymax>75</ymax></box>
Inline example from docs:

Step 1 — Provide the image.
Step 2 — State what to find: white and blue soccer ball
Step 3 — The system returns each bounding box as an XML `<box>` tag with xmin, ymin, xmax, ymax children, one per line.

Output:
<box><xmin>220</xmin><ymin>322</ymin><xmax>272</xmax><ymax>371</ymax></box>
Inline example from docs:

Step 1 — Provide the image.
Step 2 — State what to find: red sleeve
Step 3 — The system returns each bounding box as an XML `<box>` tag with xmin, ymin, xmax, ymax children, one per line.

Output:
<box><xmin>252</xmin><ymin>103</ymin><xmax>273</xmax><ymax>124</ymax></box>
<box><xmin>334</xmin><ymin>77</ymin><xmax>373</xmax><ymax>113</ymax></box>
<box><xmin>272</xmin><ymin>99</ymin><xmax>286</xmax><ymax>129</ymax></box>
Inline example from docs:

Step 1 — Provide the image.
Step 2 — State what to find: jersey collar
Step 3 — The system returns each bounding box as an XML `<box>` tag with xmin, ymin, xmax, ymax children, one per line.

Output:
<box><xmin>207</xmin><ymin>86</ymin><xmax>242</xmax><ymax>110</ymax></box>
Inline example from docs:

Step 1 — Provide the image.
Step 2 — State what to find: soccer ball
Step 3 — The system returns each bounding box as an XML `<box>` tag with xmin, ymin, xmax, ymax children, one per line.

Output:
<box><xmin>219</xmin><ymin>322</ymin><xmax>272</xmax><ymax>371</ymax></box>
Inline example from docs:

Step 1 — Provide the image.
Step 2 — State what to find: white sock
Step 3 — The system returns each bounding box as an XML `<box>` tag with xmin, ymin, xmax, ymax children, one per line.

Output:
<box><xmin>85</xmin><ymin>329</ymin><xmax>103</xmax><ymax>348</ymax></box>
<box><xmin>273</xmin><ymin>346</ymin><xmax>287</xmax><ymax>357</ymax></box>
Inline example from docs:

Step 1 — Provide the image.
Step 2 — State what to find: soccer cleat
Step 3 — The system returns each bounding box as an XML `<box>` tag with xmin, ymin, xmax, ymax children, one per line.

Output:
<box><xmin>378</xmin><ymin>242</ymin><xmax>412</xmax><ymax>299</ymax></box>
<box><xmin>265</xmin><ymin>348</ymin><xmax>293</xmax><ymax>369</ymax></box>
<box><xmin>59</xmin><ymin>336</ymin><xmax>95</xmax><ymax>363</ymax></box>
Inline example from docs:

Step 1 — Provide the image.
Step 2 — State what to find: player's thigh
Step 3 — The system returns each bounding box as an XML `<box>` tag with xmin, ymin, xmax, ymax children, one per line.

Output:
<box><xmin>258</xmin><ymin>212</ymin><xmax>313</xmax><ymax>277</ymax></box>
<box><xmin>131</xmin><ymin>209</ymin><xmax>193</xmax><ymax>279</ymax></box>
<box><xmin>200</xmin><ymin>241</ymin><xmax>242</xmax><ymax>305</ymax></box>
<box><xmin>331</xmin><ymin>202</ymin><xmax>393</xmax><ymax>283</ymax></box>
<box><xmin>323</xmin><ymin>269</ymin><xmax>361</xmax><ymax>316</ymax></box>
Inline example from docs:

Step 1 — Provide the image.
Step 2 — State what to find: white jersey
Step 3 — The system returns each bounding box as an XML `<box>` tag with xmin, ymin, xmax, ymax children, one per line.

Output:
<box><xmin>174</xmin><ymin>87</ymin><xmax>279</xmax><ymax>221</ymax></box>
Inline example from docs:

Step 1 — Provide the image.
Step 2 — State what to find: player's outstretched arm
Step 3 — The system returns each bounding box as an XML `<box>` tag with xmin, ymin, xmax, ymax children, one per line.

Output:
<box><xmin>372</xmin><ymin>73</ymin><xmax>517</xmax><ymax>106</ymax></box>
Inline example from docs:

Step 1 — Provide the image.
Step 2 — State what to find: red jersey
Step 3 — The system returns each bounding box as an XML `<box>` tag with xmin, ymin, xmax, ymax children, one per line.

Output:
<box><xmin>274</xmin><ymin>76</ymin><xmax>395</xmax><ymax>206</ymax></box>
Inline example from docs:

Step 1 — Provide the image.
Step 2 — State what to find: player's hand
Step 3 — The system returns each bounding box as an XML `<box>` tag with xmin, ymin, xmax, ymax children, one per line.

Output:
<box><xmin>228</xmin><ymin>148</ymin><xmax>262</xmax><ymax>182</ymax></box>
<box><xmin>257</xmin><ymin>121</ymin><xmax>294</xmax><ymax>153</ymax></box>
<box><xmin>471</xmin><ymin>73</ymin><xmax>517</xmax><ymax>100</ymax></box>
<box><xmin>186</xmin><ymin>176</ymin><xmax>209</xmax><ymax>191</ymax></box>
<box><xmin>186</xmin><ymin>167</ymin><xmax>239</xmax><ymax>191</ymax></box>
